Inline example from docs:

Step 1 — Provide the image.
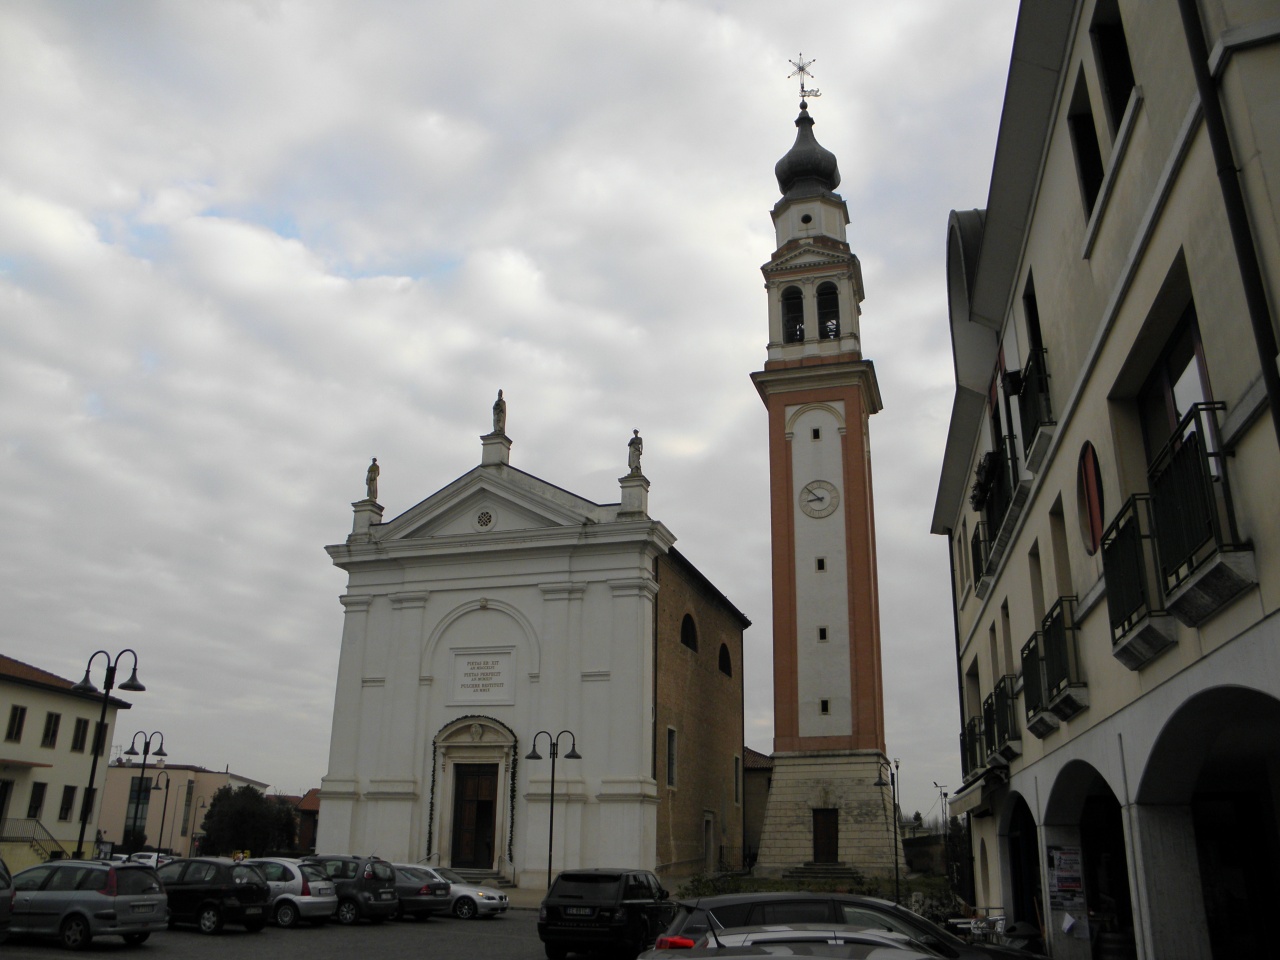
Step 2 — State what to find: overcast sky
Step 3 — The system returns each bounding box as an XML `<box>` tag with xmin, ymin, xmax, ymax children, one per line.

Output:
<box><xmin>1</xmin><ymin>1</ymin><xmax>1018</xmax><ymax>821</ymax></box>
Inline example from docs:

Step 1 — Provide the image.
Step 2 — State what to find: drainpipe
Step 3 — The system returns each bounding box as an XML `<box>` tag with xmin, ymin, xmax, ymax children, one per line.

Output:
<box><xmin>1176</xmin><ymin>0</ymin><xmax>1280</xmax><ymax>452</ymax></box>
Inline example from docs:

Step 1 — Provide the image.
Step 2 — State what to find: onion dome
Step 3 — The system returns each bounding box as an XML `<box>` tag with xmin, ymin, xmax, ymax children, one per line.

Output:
<box><xmin>774</xmin><ymin>100</ymin><xmax>841</xmax><ymax>199</ymax></box>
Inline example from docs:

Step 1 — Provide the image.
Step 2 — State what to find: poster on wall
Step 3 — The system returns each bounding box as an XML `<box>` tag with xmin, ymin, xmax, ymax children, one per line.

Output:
<box><xmin>1046</xmin><ymin>844</ymin><xmax>1089</xmax><ymax>939</ymax></box>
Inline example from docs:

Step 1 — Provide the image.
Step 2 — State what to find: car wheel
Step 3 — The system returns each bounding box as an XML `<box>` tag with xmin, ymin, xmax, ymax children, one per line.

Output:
<box><xmin>274</xmin><ymin>900</ymin><xmax>300</xmax><ymax>928</ymax></box>
<box><xmin>198</xmin><ymin>905</ymin><xmax>224</xmax><ymax>934</ymax></box>
<box><xmin>59</xmin><ymin>915</ymin><xmax>93</xmax><ymax>951</ymax></box>
<box><xmin>122</xmin><ymin>932</ymin><xmax>151</xmax><ymax>945</ymax></box>
<box><xmin>335</xmin><ymin>899</ymin><xmax>361</xmax><ymax>925</ymax></box>
<box><xmin>453</xmin><ymin>897</ymin><xmax>478</xmax><ymax>920</ymax></box>
<box><xmin>544</xmin><ymin>943</ymin><xmax>568</xmax><ymax>960</ymax></box>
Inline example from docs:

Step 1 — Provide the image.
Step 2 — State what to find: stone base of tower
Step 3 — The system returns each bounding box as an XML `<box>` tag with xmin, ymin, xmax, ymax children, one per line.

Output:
<box><xmin>753</xmin><ymin>750</ymin><xmax>899</xmax><ymax>879</ymax></box>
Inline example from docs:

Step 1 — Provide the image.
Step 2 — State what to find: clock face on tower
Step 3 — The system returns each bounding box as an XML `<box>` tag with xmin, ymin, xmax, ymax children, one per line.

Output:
<box><xmin>799</xmin><ymin>480</ymin><xmax>840</xmax><ymax>519</ymax></box>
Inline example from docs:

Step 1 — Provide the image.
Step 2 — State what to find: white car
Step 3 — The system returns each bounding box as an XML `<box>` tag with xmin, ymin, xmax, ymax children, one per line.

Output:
<box><xmin>413</xmin><ymin>865</ymin><xmax>509</xmax><ymax>919</ymax></box>
<box><xmin>126</xmin><ymin>852</ymin><xmax>172</xmax><ymax>869</ymax></box>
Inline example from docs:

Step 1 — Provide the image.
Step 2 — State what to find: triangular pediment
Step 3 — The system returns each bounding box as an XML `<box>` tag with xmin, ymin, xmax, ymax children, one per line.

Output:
<box><xmin>764</xmin><ymin>245</ymin><xmax>854</xmax><ymax>275</ymax></box>
<box><xmin>376</xmin><ymin>465</ymin><xmax>602</xmax><ymax>542</ymax></box>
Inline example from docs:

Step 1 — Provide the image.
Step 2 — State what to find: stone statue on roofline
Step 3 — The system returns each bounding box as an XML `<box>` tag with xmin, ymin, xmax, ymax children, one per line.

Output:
<box><xmin>627</xmin><ymin>429</ymin><xmax>643</xmax><ymax>475</ymax></box>
<box><xmin>493</xmin><ymin>389</ymin><xmax>507</xmax><ymax>435</ymax></box>
<box><xmin>365</xmin><ymin>457</ymin><xmax>379</xmax><ymax>501</ymax></box>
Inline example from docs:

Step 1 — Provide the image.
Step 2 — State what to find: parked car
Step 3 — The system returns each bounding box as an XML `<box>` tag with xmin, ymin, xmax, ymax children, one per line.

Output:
<box><xmin>246</xmin><ymin>857</ymin><xmax>338</xmax><ymax>927</ymax></box>
<box><xmin>155</xmin><ymin>857</ymin><xmax>270</xmax><ymax>934</ymax></box>
<box><xmin>389</xmin><ymin>863</ymin><xmax>452</xmax><ymax>919</ymax></box>
<box><xmin>0</xmin><ymin>856</ymin><xmax>13</xmax><ymax>943</ymax></box>
<box><xmin>9</xmin><ymin>859</ymin><xmax>167</xmax><ymax>949</ymax></box>
<box><xmin>642</xmin><ymin>922</ymin><xmax>951</xmax><ymax>957</ymax></box>
<box><xmin>654</xmin><ymin>892</ymin><xmax>1047</xmax><ymax>959</ymax></box>
<box><xmin>127</xmin><ymin>852</ymin><xmax>173</xmax><ymax>869</ymax></box>
<box><xmin>413</xmin><ymin>864</ymin><xmax>510</xmax><ymax>918</ymax></box>
<box><xmin>303</xmin><ymin>854</ymin><xmax>399</xmax><ymax>924</ymax></box>
<box><xmin>538</xmin><ymin>868</ymin><xmax>673</xmax><ymax>960</ymax></box>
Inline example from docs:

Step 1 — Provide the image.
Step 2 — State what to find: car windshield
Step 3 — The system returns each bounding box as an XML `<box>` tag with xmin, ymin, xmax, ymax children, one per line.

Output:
<box><xmin>300</xmin><ymin>863</ymin><xmax>328</xmax><ymax>883</ymax></box>
<box><xmin>552</xmin><ymin>873</ymin><xmax>623</xmax><ymax>898</ymax></box>
<box><xmin>232</xmin><ymin>865</ymin><xmax>263</xmax><ymax>884</ymax></box>
<box><xmin>372</xmin><ymin>862</ymin><xmax>395</xmax><ymax>881</ymax></box>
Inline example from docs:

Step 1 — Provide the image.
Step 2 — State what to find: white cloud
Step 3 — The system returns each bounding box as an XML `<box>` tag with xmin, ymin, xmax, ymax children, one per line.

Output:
<box><xmin>0</xmin><ymin>0</ymin><xmax>1018</xmax><ymax>815</ymax></box>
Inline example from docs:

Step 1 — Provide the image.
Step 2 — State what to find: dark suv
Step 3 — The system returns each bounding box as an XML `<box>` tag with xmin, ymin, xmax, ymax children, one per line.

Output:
<box><xmin>538</xmin><ymin>868</ymin><xmax>671</xmax><ymax>959</ymax></box>
<box><xmin>654</xmin><ymin>892</ymin><xmax>1046</xmax><ymax>958</ymax></box>
<box><xmin>303</xmin><ymin>855</ymin><xmax>398</xmax><ymax>924</ymax></box>
<box><xmin>155</xmin><ymin>858</ymin><xmax>270</xmax><ymax>934</ymax></box>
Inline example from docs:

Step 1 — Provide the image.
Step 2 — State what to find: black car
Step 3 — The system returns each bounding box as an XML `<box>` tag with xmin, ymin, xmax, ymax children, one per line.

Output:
<box><xmin>0</xmin><ymin>855</ymin><xmax>10</xmax><ymax>943</ymax></box>
<box><xmin>389</xmin><ymin>864</ymin><xmax>452</xmax><ymax>919</ymax></box>
<box><xmin>538</xmin><ymin>868</ymin><xmax>673</xmax><ymax>960</ymax></box>
<box><xmin>155</xmin><ymin>858</ymin><xmax>270</xmax><ymax>934</ymax></box>
<box><xmin>303</xmin><ymin>854</ymin><xmax>399</xmax><ymax>924</ymax></box>
<box><xmin>654</xmin><ymin>892</ymin><xmax>1046</xmax><ymax>959</ymax></box>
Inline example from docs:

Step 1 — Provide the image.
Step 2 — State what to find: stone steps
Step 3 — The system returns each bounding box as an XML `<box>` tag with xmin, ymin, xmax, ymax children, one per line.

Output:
<box><xmin>781</xmin><ymin>863</ymin><xmax>865</xmax><ymax>885</ymax></box>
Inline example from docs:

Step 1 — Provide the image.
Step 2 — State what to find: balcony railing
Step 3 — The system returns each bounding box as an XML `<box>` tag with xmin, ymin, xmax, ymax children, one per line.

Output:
<box><xmin>1102</xmin><ymin>494</ymin><xmax>1178</xmax><ymax>669</ymax></box>
<box><xmin>983</xmin><ymin>675</ymin><xmax>1021</xmax><ymax>763</ymax></box>
<box><xmin>1016</xmin><ymin>349</ymin><xmax>1055</xmax><ymax>472</ymax></box>
<box><xmin>1020</xmin><ymin>632</ymin><xmax>1059</xmax><ymax>738</ymax></box>
<box><xmin>1043</xmin><ymin>596</ymin><xmax>1088</xmax><ymax>720</ymax></box>
<box><xmin>1147</xmin><ymin>402</ymin><xmax>1255</xmax><ymax>623</ymax></box>
<box><xmin>961</xmin><ymin>716</ymin><xmax>986</xmax><ymax>780</ymax></box>
<box><xmin>970</xmin><ymin>521</ymin><xmax>991</xmax><ymax>583</ymax></box>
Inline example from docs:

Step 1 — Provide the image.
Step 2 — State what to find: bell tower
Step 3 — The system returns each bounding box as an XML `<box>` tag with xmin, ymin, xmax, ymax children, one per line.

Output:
<box><xmin>750</xmin><ymin>92</ymin><xmax>896</xmax><ymax>876</ymax></box>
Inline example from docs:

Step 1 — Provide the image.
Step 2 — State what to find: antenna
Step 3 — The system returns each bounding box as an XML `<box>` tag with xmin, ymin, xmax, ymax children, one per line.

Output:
<box><xmin>787</xmin><ymin>54</ymin><xmax>821</xmax><ymax>102</ymax></box>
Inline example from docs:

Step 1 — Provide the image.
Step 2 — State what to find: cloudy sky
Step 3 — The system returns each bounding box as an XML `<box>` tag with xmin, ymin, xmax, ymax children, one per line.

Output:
<box><xmin>1</xmin><ymin>1</ymin><xmax>1018</xmax><ymax>820</ymax></box>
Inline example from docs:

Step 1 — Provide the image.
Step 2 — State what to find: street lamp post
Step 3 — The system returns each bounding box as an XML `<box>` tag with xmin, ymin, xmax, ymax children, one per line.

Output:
<box><xmin>525</xmin><ymin>730</ymin><xmax>582</xmax><ymax>889</ymax></box>
<box><xmin>874</xmin><ymin>757</ymin><xmax>901</xmax><ymax>903</ymax></box>
<box><xmin>152</xmin><ymin>770</ymin><xmax>172</xmax><ymax>856</ymax></box>
<box><xmin>71</xmin><ymin>649</ymin><xmax>146</xmax><ymax>858</ymax></box>
<box><xmin>123</xmin><ymin>731</ymin><xmax>167</xmax><ymax>853</ymax></box>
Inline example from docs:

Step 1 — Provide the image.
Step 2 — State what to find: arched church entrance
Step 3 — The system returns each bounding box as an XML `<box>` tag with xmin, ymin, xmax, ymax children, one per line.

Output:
<box><xmin>431</xmin><ymin>717</ymin><xmax>518</xmax><ymax>877</ymax></box>
<box><xmin>1136</xmin><ymin>686</ymin><xmax>1280</xmax><ymax>958</ymax></box>
<box><xmin>1043</xmin><ymin>760</ymin><xmax>1134</xmax><ymax>960</ymax></box>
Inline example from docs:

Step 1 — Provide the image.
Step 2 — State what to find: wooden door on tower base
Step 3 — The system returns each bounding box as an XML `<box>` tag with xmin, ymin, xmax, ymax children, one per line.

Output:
<box><xmin>813</xmin><ymin>808</ymin><xmax>839</xmax><ymax>863</ymax></box>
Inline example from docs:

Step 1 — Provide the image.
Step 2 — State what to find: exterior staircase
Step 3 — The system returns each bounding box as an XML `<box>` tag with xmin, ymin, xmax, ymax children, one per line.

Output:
<box><xmin>451</xmin><ymin>868</ymin><xmax>515</xmax><ymax>888</ymax></box>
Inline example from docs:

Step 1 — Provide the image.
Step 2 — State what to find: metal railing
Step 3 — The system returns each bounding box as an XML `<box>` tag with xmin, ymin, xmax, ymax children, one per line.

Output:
<box><xmin>1021</xmin><ymin>632</ymin><xmax>1046</xmax><ymax>719</ymax></box>
<box><xmin>970</xmin><ymin>521</ymin><xmax>991</xmax><ymax>581</ymax></box>
<box><xmin>0</xmin><ymin>818</ymin><xmax>69</xmax><ymax>860</ymax></box>
<box><xmin>989</xmin><ymin>675</ymin><xmax>1019</xmax><ymax>750</ymax></box>
<box><xmin>1102</xmin><ymin>494</ymin><xmax>1163</xmax><ymax>643</ymax></box>
<box><xmin>1147</xmin><ymin>402</ymin><xmax>1242</xmax><ymax>594</ymax></box>
<box><xmin>961</xmin><ymin>716</ymin><xmax>985</xmax><ymax>778</ymax></box>
<box><xmin>1042</xmin><ymin>596</ymin><xmax>1081</xmax><ymax>700</ymax></box>
<box><xmin>1016</xmin><ymin>349</ymin><xmax>1054</xmax><ymax>447</ymax></box>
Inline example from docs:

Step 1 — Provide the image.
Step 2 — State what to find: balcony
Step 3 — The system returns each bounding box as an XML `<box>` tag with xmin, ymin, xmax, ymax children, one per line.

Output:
<box><xmin>983</xmin><ymin>674</ymin><xmax>1022</xmax><ymax>764</ymax></box>
<box><xmin>1043</xmin><ymin>596</ymin><xmax>1088</xmax><ymax>720</ymax></box>
<box><xmin>1102</xmin><ymin>494</ymin><xmax>1178</xmax><ymax>670</ymax></box>
<box><xmin>1147</xmin><ymin>403</ymin><xmax>1255</xmax><ymax>625</ymax></box>
<box><xmin>970</xmin><ymin>521</ymin><xmax>992</xmax><ymax>598</ymax></box>
<box><xmin>1019</xmin><ymin>632</ymin><xmax>1059</xmax><ymax>739</ymax></box>
<box><xmin>1013</xmin><ymin>350</ymin><xmax>1055</xmax><ymax>473</ymax></box>
<box><xmin>969</xmin><ymin>439</ymin><xmax>1031</xmax><ymax>585</ymax></box>
<box><xmin>961</xmin><ymin>716</ymin><xmax>986</xmax><ymax>781</ymax></box>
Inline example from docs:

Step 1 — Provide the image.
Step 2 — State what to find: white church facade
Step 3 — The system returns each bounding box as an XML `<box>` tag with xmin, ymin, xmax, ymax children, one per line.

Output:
<box><xmin>316</xmin><ymin>414</ymin><xmax>748</xmax><ymax>888</ymax></box>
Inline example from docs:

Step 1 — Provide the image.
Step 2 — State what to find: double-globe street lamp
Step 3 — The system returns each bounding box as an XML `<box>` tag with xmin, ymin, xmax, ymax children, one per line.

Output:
<box><xmin>525</xmin><ymin>729</ymin><xmax>582</xmax><ymax>889</ymax></box>
<box><xmin>123</xmin><ymin>731</ymin><xmax>167</xmax><ymax>853</ymax></box>
<box><xmin>874</xmin><ymin>756</ymin><xmax>901</xmax><ymax>903</ymax></box>
<box><xmin>71</xmin><ymin>649</ymin><xmax>146</xmax><ymax>858</ymax></box>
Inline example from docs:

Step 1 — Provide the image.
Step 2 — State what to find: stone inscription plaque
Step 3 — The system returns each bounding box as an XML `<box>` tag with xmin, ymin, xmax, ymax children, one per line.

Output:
<box><xmin>452</xmin><ymin>650</ymin><xmax>513</xmax><ymax>704</ymax></box>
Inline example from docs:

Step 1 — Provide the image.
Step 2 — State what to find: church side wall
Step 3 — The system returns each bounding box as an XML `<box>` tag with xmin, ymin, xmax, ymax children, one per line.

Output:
<box><xmin>654</xmin><ymin>553</ymin><xmax>746</xmax><ymax>880</ymax></box>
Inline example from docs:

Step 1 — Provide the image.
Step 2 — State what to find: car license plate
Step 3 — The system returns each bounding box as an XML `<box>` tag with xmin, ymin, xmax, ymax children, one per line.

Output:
<box><xmin>380</xmin><ymin>891</ymin><xmax>395</xmax><ymax>900</ymax></box>
<box><xmin>131</xmin><ymin>903</ymin><xmax>154</xmax><ymax>913</ymax></box>
<box><xmin>565</xmin><ymin>907</ymin><xmax>592</xmax><ymax>916</ymax></box>
<box><xmin>245</xmin><ymin>907</ymin><xmax>262</xmax><ymax>915</ymax></box>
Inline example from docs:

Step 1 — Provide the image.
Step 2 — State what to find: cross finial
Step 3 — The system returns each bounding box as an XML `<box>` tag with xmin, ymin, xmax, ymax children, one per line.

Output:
<box><xmin>788</xmin><ymin>53</ymin><xmax>821</xmax><ymax>103</ymax></box>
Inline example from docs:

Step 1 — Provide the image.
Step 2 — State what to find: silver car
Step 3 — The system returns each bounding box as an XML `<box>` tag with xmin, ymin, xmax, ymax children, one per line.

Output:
<box><xmin>9</xmin><ymin>860</ymin><xmax>168</xmax><ymax>949</ymax></box>
<box><xmin>414</xmin><ymin>864</ymin><xmax>509</xmax><ymax>919</ymax></box>
<box><xmin>246</xmin><ymin>857</ymin><xmax>339</xmax><ymax>927</ymax></box>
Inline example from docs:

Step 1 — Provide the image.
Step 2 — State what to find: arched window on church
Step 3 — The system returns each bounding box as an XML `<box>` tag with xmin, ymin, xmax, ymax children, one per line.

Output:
<box><xmin>681</xmin><ymin>614</ymin><xmax>698</xmax><ymax>651</ymax></box>
<box><xmin>782</xmin><ymin>286</ymin><xmax>804</xmax><ymax>343</ymax></box>
<box><xmin>817</xmin><ymin>282</ymin><xmax>840</xmax><ymax>340</ymax></box>
<box><xmin>718</xmin><ymin>644</ymin><xmax>732</xmax><ymax>676</ymax></box>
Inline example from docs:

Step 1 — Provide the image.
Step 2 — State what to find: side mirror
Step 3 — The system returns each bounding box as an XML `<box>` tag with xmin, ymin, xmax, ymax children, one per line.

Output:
<box><xmin>658</xmin><ymin>888</ymin><xmax>669</xmax><ymax>900</ymax></box>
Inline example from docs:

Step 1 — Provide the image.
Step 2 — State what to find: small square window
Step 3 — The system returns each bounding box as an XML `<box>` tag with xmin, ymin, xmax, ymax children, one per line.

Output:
<box><xmin>818</xmin><ymin>627</ymin><xmax>828</xmax><ymax>642</ymax></box>
<box><xmin>820</xmin><ymin>699</ymin><xmax>830</xmax><ymax>714</ymax></box>
<box><xmin>811</xmin><ymin>428</ymin><xmax>821</xmax><ymax>440</ymax></box>
<box><xmin>816</xmin><ymin>558</ymin><xmax>826</xmax><ymax>572</ymax></box>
